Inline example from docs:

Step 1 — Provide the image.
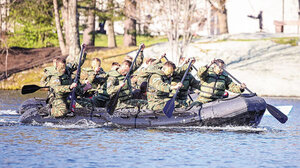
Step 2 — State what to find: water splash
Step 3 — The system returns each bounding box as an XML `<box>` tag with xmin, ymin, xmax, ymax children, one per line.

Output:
<box><xmin>42</xmin><ymin>119</ymin><xmax>104</xmax><ymax>129</ymax></box>
<box><xmin>153</xmin><ymin>125</ymin><xmax>268</xmax><ymax>133</ymax></box>
<box><xmin>0</xmin><ymin>118</ymin><xmax>18</xmax><ymax>126</ymax></box>
<box><xmin>0</xmin><ymin>110</ymin><xmax>18</xmax><ymax>116</ymax></box>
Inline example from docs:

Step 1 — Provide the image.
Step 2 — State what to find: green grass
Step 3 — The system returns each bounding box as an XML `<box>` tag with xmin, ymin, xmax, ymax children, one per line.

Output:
<box><xmin>0</xmin><ymin>35</ymin><xmax>168</xmax><ymax>90</ymax></box>
<box><xmin>80</xmin><ymin>34</ymin><xmax>168</xmax><ymax>47</ymax></box>
<box><xmin>270</xmin><ymin>37</ymin><xmax>299</xmax><ymax>46</ymax></box>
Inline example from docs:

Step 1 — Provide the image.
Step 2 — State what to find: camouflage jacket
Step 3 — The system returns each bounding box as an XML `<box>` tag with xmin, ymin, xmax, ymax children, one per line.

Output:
<box><xmin>80</xmin><ymin>67</ymin><xmax>107</xmax><ymax>94</ymax></box>
<box><xmin>147</xmin><ymin>70</ymin><xmax>172</xmax><ymax>105</ymax></box>
<box><xmin>171</xmin><ymin>73</ymin><xmax>201</xmax><ymax>101</ymax></box>
<box><xmin>41</xmin><ymin>66</ymin><xmax>56</xmax><ymax>86</ymax></box>
<box><xmin>49</xmin><ymin>72</ymin><xmax>73</xmax><ymax>99</ymax></box>
<box><xmin>197</xmin><ymin>66</ymin><xmax>243</xmax><ymax>100</ymax></box>
<box><xmin>106</xmin><ymin>51</ymin><xmax>144</xmax><ymax>102</ymax></box>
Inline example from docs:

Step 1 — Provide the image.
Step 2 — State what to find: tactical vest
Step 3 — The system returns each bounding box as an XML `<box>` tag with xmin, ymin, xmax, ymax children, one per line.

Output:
<box><xmin>172</xmin><ymin>73</ymin><xmax>193</xmax><ymax>100</ymax></box>
<box><xmin>147</xmin><ymin>71</ymin><xmax>172</xmax><ymax>101</ymax></box>
<box><xmin>50</xmin><ymin>73</ymin><xmax>73</xmax><ymax>99</ymax></box>
<box><xmin>109</xmin><ymin>70</ymin><xmax>132</xmax><ymax>102</ymax></box>
<box><xmin>199</xmin><ymin>67</ymin><xmax>228</xmax><ymax>99</ymax></box>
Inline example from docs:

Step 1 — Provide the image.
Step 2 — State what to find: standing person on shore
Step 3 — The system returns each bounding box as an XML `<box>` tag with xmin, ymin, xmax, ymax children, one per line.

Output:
<box><xmin>196</xmin><ymin>59</ymin><xmax>246</xmax><ymax>104</ymax></box>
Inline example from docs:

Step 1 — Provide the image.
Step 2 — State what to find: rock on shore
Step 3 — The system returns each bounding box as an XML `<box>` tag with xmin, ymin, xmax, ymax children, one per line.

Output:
<box><xmin>131</xmin><ymin>33</ymin><xmax>300</xmax><ymax>97</ymax></box>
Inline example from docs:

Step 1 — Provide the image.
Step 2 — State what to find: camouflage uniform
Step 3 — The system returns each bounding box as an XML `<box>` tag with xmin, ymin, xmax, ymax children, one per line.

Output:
<box><xmin>171</xmin><ymin>73</ymin><xmax>201</xmax><ymax>107</ymax></box>
<box><xmin>147</xmin><ymin>70</ymin><xmax>173</xmax><ymax>111</ymax></box>
<box><xmin>77</xmin><ymin>68</ymin><xmax>110</xmax><ymax>108</ymax></box>
<box><xmin>41</xmin><ymin>66</ymin><xmax>56</xmax><ymax>87</ymax></box>
<box><xmin>106</xmin><ymin>51</ymin><xmax>146</xmax><ymax>109</ymax></box>
<box><xmin>197</xmin><ymin>66</ymin><xmax>244</xmax><ymax>103</ymax></box>
<box><xmin>49</xmin><ymin>72</ymin><xmax>73</xmax><ymax>117</ymax></box>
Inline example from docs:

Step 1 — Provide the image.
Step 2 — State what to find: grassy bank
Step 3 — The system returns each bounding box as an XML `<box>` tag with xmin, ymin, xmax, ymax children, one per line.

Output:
<box><xmin>0</xmin><ymin>35</ymin><xmax>168</xmax><ymax>90</ymax></box>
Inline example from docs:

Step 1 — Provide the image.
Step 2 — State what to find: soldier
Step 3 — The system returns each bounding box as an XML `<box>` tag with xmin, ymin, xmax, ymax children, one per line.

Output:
<box><xmin>196</xmin><ymin>59</ymin><xmax>246</xmax><ymax>104</ymax></box>
<box><xmin>80</xmin><ymin>58</ymin><xmax>107</xmax><ymax>98</ymax></box>
<box><xmin>147</xmin><ymin>61</ymin><xmax>183</xmax><ymax>111</ymax></box>
<box><xmin>171</xmin><ymin>57</ymin><xmax>201</xmax><ymax>107</ymax></box>
<box><xmin>77</xmin><ymin>58</ymin><xmax>111</xmax><ymax>108</ymax></box>
<box><xmin>106</xmin><ymin>44</ymin><xmax>145</xmax><ymax>109</ymax></box>
<box><xmin>48</xmin><ymin>58</ymin><xmax>89</xmax><ymax>117</ymax></box>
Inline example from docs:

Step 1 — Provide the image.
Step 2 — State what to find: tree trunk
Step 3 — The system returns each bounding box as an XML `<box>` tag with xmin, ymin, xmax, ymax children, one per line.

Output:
<box><xmin>216</xmin><ymin>8</ymin><xmax>228</xmax><ymax>34</ymax></box>
<box><xmin>83</xmin><ymin>0</ymin><xmax>96</xmax><ymax>46</ymax></box>
<box><xmin>123</xmin><ymin>0</ymin><xmax>136</xmax><ymax>47</ymax></box>
<box><xmin>62</xmin><ymin>0</ymin><xmax>70</xmax><ymax>52</ymax></box>
<box><xmin>107</xmin><ymin>0</ymin><xmax>116</xmax><ymax>48</ymax></box>
<box><xmin>107</xmin><ymin>20</ymin><xmax>117</xmax><ymax>47</ymax></box>
<box><xmin>67</xmin><ymin>0</ymin><xmax>80</xmax><ymax>62</ymax></box>
<box><xmin>53</xmin><ymin>0</ymin><xmax>67</xmax><ymax>56</ymax></box>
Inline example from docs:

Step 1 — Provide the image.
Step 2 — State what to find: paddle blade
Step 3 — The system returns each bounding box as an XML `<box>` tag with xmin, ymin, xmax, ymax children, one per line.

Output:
<box><xmin>106</xmin><ymin>92</ymin><xmax>120</xmax><ymax>115</ymax></box>
<box><xmin>21</xmin><ymin>85</ymin><xmax>41</xmax><ymax>94</ymax></box>
<box><xmin>163</xmin><ymin>98</ymin><xmax>175</xmax><ymax>118</ymax></box>
<box><xmin>266</xmin><ymin>104</ymin><xmax>288</xmax><ymax>123</ymax></box>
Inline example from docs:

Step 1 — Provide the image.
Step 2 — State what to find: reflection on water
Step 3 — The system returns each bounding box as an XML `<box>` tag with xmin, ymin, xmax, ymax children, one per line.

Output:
<box><xmin>0</xmin><ymin>90</ymin><xmax>300</xmax><ymax>167</ymax></box>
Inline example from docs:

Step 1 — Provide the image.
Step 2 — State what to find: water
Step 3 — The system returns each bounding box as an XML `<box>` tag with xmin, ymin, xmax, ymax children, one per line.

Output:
<box><xmin>0</xmin><ymin>90</ymin><xmax>300</xmax><ymax>168</ymax></box>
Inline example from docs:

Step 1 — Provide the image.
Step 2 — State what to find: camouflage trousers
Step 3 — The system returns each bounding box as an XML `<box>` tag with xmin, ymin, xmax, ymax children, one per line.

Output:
<box><xmin>147</xmin><ymin>98</ymin><xmax>171</xmax><ymax>111</ymax></box>
<box><xmin>116</xmin><ymin>99</ymin><xmax>148</xmax><ymax>109</ymax></box>
<box><xmin>51</xmin><ymin>98</ymin><xmax>69</xmax><ymax>117</ymax></box>
<box><xmin>196</xmin><ymin>96</ymin><xmax>215</xmax><ymax>104</ymax></box>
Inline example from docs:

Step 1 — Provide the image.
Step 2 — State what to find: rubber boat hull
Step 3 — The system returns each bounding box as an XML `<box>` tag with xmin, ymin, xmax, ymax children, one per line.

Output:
<box><xmin>18</xmin><ymin>94</ymin><xmax>266</xmax><ymax>128</ymax></box>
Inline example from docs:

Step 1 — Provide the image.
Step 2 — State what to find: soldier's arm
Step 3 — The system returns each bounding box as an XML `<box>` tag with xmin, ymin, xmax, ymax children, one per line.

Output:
<box><xmin>225</xmin><ymin>77</ymin><xmax>244</xmax><ymax>93</ymax></box>
<box><xmin>106</xmin><ymin>77</ymin><xmax>119</xmax><ymax>95</ymax></box>
<box><xmin>132</xmin><ymin>51</ymin><xmax>144</xmax><ymax>72</ymax></box>
<box><xmin>149</xmin><ymin>74</ymin><xmax>171</xmax><ymax>93</ymax></box>
<box><xmin>173</xmin><ymin>63</ymin><xmax>189</xmax><ymax>76</ymax></box>
<box><xmin>197</xmin><ymin>66</ymin><xmax>209</xmax><ymax>80</ymax></box>
<box><xmin>190</xmin><ymin>74</ymin><xmax>201</xmax><ymax>90</ymax></box>
<box><xmin>67</xmin><ymin>52</ymin><xmax>87</xmax><ymax>73</ymax></box>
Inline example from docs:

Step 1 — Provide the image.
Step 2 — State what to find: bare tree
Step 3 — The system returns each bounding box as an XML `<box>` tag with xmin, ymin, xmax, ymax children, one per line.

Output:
<box><xmin>107</xmin><ymin>0</ymin><xmax>117</xmax><ymax>48</ymax></box>
<box><xmin>208</xmin><ymin>0</ymin><xmax>228</xmax><ymax>34</ymax></box>
<box><xmin>158</xmin><ymin>0</ymin><xmax>205</xmax><ymax>64</ymax></box>
<box><xmin>123</xmin><ymin>0</ymin><xmax>136</xmax><ymax>47</ymax></box>
<box><xmin>83</xmin><ymin>0</ymin><xmax>96</xmax><ymax>46</ymax></box>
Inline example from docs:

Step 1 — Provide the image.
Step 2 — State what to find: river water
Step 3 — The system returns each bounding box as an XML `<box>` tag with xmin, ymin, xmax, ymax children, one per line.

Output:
<box><xmin>0</xmin><ymin>90</ymin><xmax>299</xmax><ymax>168</ymax></box>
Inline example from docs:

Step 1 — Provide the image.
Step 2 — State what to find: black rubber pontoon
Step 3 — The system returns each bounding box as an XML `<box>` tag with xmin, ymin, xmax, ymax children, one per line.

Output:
<box><xmin>18</xmin><ymin>94</ymin><xmax>266</xmax><ymax>127</ymax></box>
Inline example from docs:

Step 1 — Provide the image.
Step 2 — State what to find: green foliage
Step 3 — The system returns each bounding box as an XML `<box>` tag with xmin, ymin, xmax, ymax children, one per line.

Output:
<box><xmin>8</xmin><ymin>0</ymin><xmax>58</xmax><ymax>48</ymax></box>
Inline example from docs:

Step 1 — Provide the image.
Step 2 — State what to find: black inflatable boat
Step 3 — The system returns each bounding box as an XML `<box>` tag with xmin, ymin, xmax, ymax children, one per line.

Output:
<box><xmin>18</xmin><ymin>94</ymin><xmax>266</xmax><ymax>127</ymax></box>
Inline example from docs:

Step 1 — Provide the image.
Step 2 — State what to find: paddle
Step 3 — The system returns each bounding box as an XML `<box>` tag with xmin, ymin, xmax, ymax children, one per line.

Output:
<box><xmin>163</xmin><ymin>60</ymin><xmax>193</xmax><ymax>118</ymax></box>
<box><xmin>21</xmin><ymin>84</ymin><xmax>49</xmax><ymax>95</ymax></box>
<box><xmin>106</xmin><ymin>44</ymin><xmax>144</xmax><ymax>115</ymax></box>
<box><xmin>163</xmin><ymin>55</ymin><xmax>195</xmax><ymax>102</ymax></box>
<box><xmin>69</xmin><ymin>44</ymin><xmax>86</xmax><ymax>112</ymax></box>
<box><xmin>214</xmin><ymin>63</ymin><xmax>288</xmax><ymax>123</ymax></box>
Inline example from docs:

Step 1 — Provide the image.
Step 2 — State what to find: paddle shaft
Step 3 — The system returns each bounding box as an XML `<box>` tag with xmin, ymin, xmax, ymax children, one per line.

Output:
<box><xmin>107</xmin><ymin>44</ymin><xmax>144</xmax><ymax>115</ymax></box>
<box><xmin>221</xmin><ymin>68</ymin><xmax>253</xmax><ymax>94</ymax></box>
<box><xmin>163</xmin><ymin>55</ymin><xmax>195</xmax><ymax>102</ymax></box>
<box><xmin>69</xmin><ymin>44</ymin><xmax>86</xmax><ymax>112</ymax></box>
<box><xmin>163</xmin><ymin>61</ymin><xmax>193</xmax><ymax>118</ymax></box>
